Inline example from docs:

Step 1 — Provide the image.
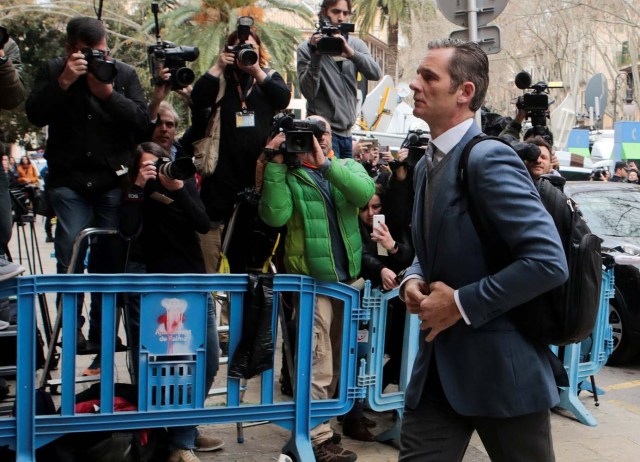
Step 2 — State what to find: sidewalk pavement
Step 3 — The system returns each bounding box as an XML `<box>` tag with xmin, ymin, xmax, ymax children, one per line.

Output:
<box><xmin>8</xmin><ymin>216</ymin><xmax>640</xmax><ymax>462</ymax></box>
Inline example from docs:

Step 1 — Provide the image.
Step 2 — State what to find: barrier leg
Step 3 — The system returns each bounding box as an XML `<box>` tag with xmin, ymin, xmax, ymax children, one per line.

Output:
<box><xmin>557</xmin><ymin>344</ymin><xmax>597</xmax><ymax>426</ymax></box>
<box><xmin>375</xmin><ymin>310</ymin><xmax>419</xmax><ymax>443</ymax></box>
<box><xmin>282</xmin><ymin>288</ymin><xmax>315</xmax><ymax>462</ymax></box>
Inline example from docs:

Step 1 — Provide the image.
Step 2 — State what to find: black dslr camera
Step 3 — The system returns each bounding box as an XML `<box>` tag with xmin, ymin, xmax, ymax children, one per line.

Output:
<box><xmin>148</xmin><ymin>3</ymin><xmax>199</xmax><ymax>90</ymax></box>
<box><xmin>514</xmin><ymin>71</ymin><xmax>563</xmax><ymax>129</ymax></box>
<box><xmin>81</xmin><ymin>48</ymin><xmax>117</xmax><ymax>83</ymax></box>
<box><xmin>394</xmin><ymin>129</ymin><xmax>430</xmax><ymax>169</ymax></box>
<box><xmin>227</xmin><ymin>16</ymin><xmax>258</xmax><ymax>68</ymax></box>
<box><xmin>155</xmin><ymin>156</ymin><xmax>196</xmax><ymax>181</ymax></box>
<box><xmin>314</xmin><ymin>17</ymin><xmax>355</xmax><ymax>55</ymax></box>
<box><xmin>147</xmin><ymin>43</ymin><xmax>199</xmax><ymax>90</ymax></box>
<box><xmin>266</xmin><ymin>113</ymin><xmax>327</xmax><ymax>166</ymax></box>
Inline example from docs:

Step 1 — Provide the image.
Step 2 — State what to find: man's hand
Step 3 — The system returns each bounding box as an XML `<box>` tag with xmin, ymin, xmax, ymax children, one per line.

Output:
<box><xmin>404</xmin><ymin>278</ymin><xmax>429</xmax><ymax>314</ymax></box>
<box><xmin>58</xmin><ymin>51</ymin><xmax>87</xmax><ymax>91</ymax></box>
<box><xmin>265</xmin><ymin>133</ymin><xmax>286</xmax><ymax>164</ymax></box>
<box><xmin>309</xmin><ymin>33</ymin><xmax>323</xmax><ymax>53</ymax></box>
<box><xmin>87</xmin><ymin>72</ymin><xmax>113</xmax><ymax>101</ymax></box>
<box><xmin>337</xmin><ymin>35</ymin><xmax>355</xmax><ymax>58</ymax></box>
<box><xmin>301</xmin><ymin>136</ymin><xmax>325</xmax><ymax>167</ymax></box>
<box><xmin>152</xmin><ymin>67</ymin><xmax>172</xmax><ymax>100</ymax></box>
<box><xmin>418</xmin><ymin>281</ymin><xmax>461</xmax><ymax>342</ymax></box>
<box><xmin>514</xmin><ymin>107</ymin><xmax>527</xmax><ymax>124</ymax></box>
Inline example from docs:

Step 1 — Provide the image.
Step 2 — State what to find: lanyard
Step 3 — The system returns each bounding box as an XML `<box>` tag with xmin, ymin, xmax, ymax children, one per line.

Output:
<box><xmin>235</xmin><ymin>72</ymin><xmax>255</xmax><ymax>112</ymax></box>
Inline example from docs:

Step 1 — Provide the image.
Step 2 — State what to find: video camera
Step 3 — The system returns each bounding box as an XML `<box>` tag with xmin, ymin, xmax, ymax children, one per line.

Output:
<box><xmin>155</xmin><ymin>156</ymin><xmax>196</xmax><ymax>181</ymax></box>
<box><xmin>514</xmin><ymin>71</ymin><xmax>563</xmax><ymax>129</ymax></box>
<box><xmin>266</xmin><ymin>113</ymin><xmax>327</xmax><ymax>166</ymax></box>
<box><xmin>227</xmin><ymin>16</ymin><xmax>258</xmax><ymax>68</ymax></box>
<box><xmin>81</xmin><ymin>47</ymin><xmax>117</xmax><ymax>83</ymax></box>
<box><xmin>314</xmin><ymin>16</ymin><xmax>355</xmax><ymax>55</ymax></box>
<box><xmin>394</xmin><ymin>129</ymin><xmax>430</xmax><ymax>169</ymax></box>
<box><xmin>148</xmin><ymin>3</ymin><xmax>199</xmax><ymax>90</ymax></box>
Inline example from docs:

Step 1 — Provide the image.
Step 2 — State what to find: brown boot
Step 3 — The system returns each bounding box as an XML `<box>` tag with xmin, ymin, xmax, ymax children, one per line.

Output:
<box><xmin>312</xmin><ymin>440</ymin><xmax>357</xmax><ymax>462</ymax></box>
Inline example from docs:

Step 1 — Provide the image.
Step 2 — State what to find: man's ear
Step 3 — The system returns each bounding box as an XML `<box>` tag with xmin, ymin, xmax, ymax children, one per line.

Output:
<box><xmin>457</xmin><ymin>81</ymin><xmax>475</xmax><ymax>105</ymax></box>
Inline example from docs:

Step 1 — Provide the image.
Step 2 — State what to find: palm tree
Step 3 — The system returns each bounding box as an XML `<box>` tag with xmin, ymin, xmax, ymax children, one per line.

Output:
<box><xmin>147</xmin><ymin>0</ymin><xmax>313</xmax><ymax>79</ymax></box>
<box><xmin>353</xmin><ymin>0</ymin><xmax>435</xmax><ymax>81</ymax></box>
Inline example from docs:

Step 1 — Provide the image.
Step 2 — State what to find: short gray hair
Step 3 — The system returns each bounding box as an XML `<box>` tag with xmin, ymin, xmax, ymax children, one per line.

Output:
<box><xmin>159</xmin><ymin>101</ymin><xmax>179</xmax><ymax>128</ymax></box>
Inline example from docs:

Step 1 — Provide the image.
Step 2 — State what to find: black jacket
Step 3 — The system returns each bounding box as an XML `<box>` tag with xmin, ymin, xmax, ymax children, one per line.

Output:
<box><xmin>119</xmin><ymin>178</ymin><xmax>209</xmax><ymax>273</ymax></box>
<box><xmin>26</xmin><ymin>57</ymin><xmax>148</xmax><ymax>192</ymax></box>
<box><xmin>191</xmin><ymin>70</ymin><xmax>290</xmax><ymax>221</ymax></box>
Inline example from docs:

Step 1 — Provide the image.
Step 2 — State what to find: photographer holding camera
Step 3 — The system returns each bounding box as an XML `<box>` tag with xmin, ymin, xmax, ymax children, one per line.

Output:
<box><xmin>119</xmin><ymin>141</ymin><xmax>223</xmax><ymax>461</ymax></box>
<box><xmin>191</xmin><ymin>19</ymin><xmax>290</xmax><ymax>274</ymax></box>
<box><xmin>297</xmin><ymin>0</ymin><xmax>381</xmax><ymax>159</ymax></box>
<box><xmin>258</xmin><ymin>114</ymin><xmax>374</xmax><ymax>461</ymax></box>
<box><xmin>26</xmin><ymin>17</ymin><xmax>148</xmax><ymax>354</ymax></box>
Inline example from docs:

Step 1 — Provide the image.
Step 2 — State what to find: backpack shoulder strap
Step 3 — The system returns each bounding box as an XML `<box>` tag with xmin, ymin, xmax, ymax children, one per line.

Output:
<box><xmin>457</xmin><ymin>134</ymin><xmax>513</xmax><ymax>273</ymax></box>
<box><xmin>457</xmin><ymin>134</ymin><xmax>513</xmax><ymax>190</ymax></box>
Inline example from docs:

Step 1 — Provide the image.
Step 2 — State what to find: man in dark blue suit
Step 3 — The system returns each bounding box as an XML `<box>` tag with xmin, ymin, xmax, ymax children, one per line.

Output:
<box><xmin>398</xmin><ymin>39</ymin><xmax>568</xmax><ymax>461</ymax></box>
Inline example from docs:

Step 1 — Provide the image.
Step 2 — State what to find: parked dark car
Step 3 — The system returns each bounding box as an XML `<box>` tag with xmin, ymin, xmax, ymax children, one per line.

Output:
<box><xmin>564</xmin><ymin>181</ymin><xmax>640</xmax><ymax>365</ymax></box>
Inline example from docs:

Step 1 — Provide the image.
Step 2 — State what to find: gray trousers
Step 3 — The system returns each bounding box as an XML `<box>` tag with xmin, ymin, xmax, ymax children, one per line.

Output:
<box><xmin>399</xmin><ymin>396</ymin><xmax>555</xmax><ymax>462</ymax></box>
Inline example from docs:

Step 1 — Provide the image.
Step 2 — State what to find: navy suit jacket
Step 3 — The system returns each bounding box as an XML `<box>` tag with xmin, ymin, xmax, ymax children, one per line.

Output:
<box><xmin>404</xmin><ymin>122</ymin><xmax>568</xmax><ymax>417</ymax></box>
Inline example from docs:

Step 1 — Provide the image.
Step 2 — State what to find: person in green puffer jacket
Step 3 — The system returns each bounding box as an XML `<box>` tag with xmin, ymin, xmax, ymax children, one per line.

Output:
<box><xmin>258</xmin><ymin>115</ymin><xmax>374</xmax><ymax>462</ymax></box>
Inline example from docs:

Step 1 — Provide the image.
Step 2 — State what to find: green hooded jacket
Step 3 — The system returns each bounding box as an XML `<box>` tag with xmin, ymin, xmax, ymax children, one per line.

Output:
<box><xmin>259</xmin><ymin>158</ymin><xmax>375</xmax><ymax>281</ymax></box>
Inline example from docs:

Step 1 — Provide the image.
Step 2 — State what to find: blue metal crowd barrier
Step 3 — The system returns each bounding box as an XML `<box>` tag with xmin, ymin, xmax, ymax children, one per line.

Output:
<box><xmin>359</xmin><ymin>267</ymin><xmax>615</xmax><ymax>435</ymax></box>
<box><xmin>0</xmin><ymin>273</ymin><xmax>363</xmax><ymax>462</ymax></box>
<box><xmin>0</xmin><ymin>267</ymin><xmax>617</xmax><ymax>459</ymax></box>
<box><xmin>552</xmin><ymin>266</ymin><xmax>615</xmax><ymax>426</ymax></box>
<box><xmin>358</xmin><ymin>283</ymin><xmax>419</xmax><ymax>442</ymax></box>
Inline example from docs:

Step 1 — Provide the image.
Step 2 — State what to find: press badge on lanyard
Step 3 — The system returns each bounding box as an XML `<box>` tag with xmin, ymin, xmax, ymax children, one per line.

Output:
<box><xmin>236</xmin><ymin>110</ymin><xmax>255</xmax><ymax>128</ymax></box>
<box><xmin>235</xmin><ymin>77</ymin><xmax>255</xmax><ymax>128</ymax></box>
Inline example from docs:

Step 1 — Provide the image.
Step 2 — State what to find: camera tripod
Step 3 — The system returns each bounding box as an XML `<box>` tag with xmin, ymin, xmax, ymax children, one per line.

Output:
<box><xmin>11</xmin><ymin>194</ymin><xmax>54</xmax><ymax>345</ymax></box>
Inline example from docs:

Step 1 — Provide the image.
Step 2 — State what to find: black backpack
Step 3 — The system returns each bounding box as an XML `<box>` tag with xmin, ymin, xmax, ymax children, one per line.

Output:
<box><xmin>458</xmin><ymin>135</ymin><xmax>603</xmax><ymax>346</ymax></box>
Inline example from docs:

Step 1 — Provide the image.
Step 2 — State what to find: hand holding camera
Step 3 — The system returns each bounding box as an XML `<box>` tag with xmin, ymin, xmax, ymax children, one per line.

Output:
<box><xmin>58</xmin><ymin>48</ymin><xmax>115</xmax><ymax>99</ymax></box>
<box><xmin>158</xmin><ymin>170</ymin><xmax>183</xmax><ymax>192</ymax></box>
<box><xmin>147</xmin><ymin>4</ymin><xmax>199</xmax><ymax>91</ymax></box>
<box><xmin>58</xmin><ymin>51</ymin><xmax>88</xmax><ymax>90</ymax></box>
<box><xmin>135</xmin><ymin>160</ymin><xmax>157</xmax><ymax>188</ymax></box>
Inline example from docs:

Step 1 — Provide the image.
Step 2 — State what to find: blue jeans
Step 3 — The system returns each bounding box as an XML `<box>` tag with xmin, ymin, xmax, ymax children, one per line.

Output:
<box><xmin>331</xmin><ymin>133</ymin><xmax>353</xmax><ymax>159</ymax></box>
<box><xmin>48</xmin><ymin>186</ymin><xmax>124</xmax><ymax>339</ymax></box>
<box><xmin>167</xmin><ymin>293</ymin><xmax>220</xmax><ymax>450</ymax></box>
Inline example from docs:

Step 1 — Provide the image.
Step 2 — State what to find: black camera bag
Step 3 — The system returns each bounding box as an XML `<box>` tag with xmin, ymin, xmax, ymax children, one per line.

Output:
<box><xmin>458</xmin><ymin>134</ymin><xmax>602</xmax><ymax>346</ymax></box>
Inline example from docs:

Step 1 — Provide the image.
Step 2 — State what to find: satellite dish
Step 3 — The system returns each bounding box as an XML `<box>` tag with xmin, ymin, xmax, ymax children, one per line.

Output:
<box><xmin>360</xmin><ymin>75</ymin><xmax>398</xmax><ymax>132</ymax></box>
<box><xmin>397</xmin><ymin>83</ymin><xmax>411</xmax><ymax>98</ymax></box>
<box><xmin>584</xmin><ymin>73</ymin><xmax>608</xmax><ymax>128</ymax></box>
